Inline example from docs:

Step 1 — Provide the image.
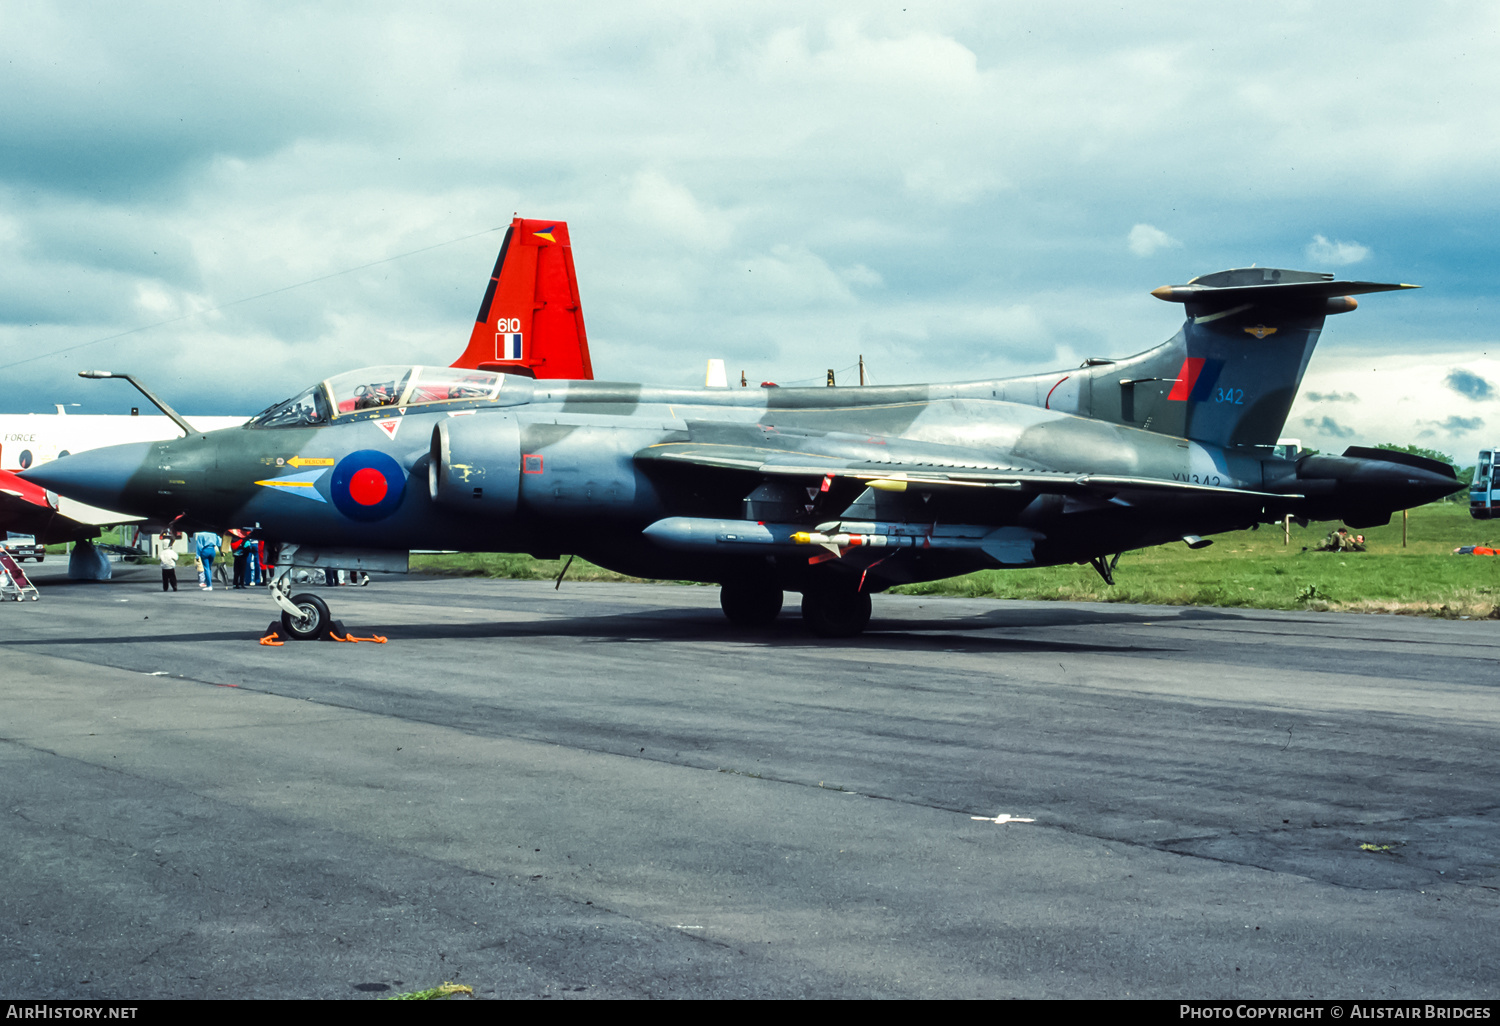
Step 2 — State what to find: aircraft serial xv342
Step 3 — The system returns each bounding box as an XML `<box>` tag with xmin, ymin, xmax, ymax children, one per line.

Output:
<box><xmin>26</xmin><ymin>264</ymin><xmax>1459</xmax><ymax>638</ymax></box>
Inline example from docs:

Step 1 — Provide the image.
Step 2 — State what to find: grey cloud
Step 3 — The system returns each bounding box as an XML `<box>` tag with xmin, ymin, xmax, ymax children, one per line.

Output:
<box><xmin>1304</xmin><ymin>391</ymin><xmax>1359</xmax><ymax>403</ymax></box>
<box><xmin>0</xmin><ymin>8</ymin><xmax>402</xmax><ymax>199</ymax></box>
<box><xmin>0</xmin><ymin>257</ymin><xmax>144</xmax><ymax>327</ymax></box>
<box><xmin>15</xmin><ymin>200</ymin><xmax>202</xmax><ymax>286</ymax></box>
<box><xmin>1434</xmin><ymin>416</ymin><xmax>1485</xmax><ymax>433</ymax></box>
<box><xmin>1414</xmin><ymin>416</ymin><xmax>1484</xmax><ymax>442</ymax></box>
<box><xmin>1301</xmin><ymin>416</ymin><xmax>1357</xmax><ymax>439</ymax></box>
<box><xmin>1444</xmin><ymin>368</ymin><xmax>1494</xmax><ymax>401</ymax></box>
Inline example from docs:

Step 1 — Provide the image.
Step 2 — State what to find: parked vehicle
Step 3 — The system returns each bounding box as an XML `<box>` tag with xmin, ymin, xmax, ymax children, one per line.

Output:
<box><xmin>2</xmin><ymin>532</ymin><xmax>45</xmax><ymax>562</ymax></box>
<box><xmin>1472</xmin><ymin>449</ymin><xmax>1495</xmax><ymax>520</ymax></box>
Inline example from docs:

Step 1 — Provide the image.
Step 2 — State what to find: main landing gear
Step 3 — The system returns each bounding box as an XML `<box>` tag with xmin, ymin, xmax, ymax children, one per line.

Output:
<box><xmin>718</xmin><ymin>574</ymin><xmax>872</xmax><ymax>637</ymax></box>
<box><xmin>799</xmin><ymin>584</ymin><xmax>872</xmax><ymax>638</ymax></box>
<box><xmin>719</xmin><ymin>576</ymin><xmax>784</xmax><ymax>627</ymax></box>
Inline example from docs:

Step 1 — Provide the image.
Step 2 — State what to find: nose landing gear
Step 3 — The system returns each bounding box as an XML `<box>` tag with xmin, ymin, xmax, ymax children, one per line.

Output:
<box><xmin>265</xmin><ymin>545</ymin><xmax>344</xmax><ymax>642</ymax></box>
<box><xmin>279</xmin><ymin>591</ymin><xmax>332</xmax><ymax>641</ymax></box>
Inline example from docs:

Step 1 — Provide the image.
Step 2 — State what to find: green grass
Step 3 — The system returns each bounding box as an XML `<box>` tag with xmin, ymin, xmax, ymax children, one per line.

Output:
<box><xmin>44</xmin><ymin>525</ymin><xmax>147</xmax><ymax>557</ymax></box>
<box><xmin>894</xmin><ymin>503</ymin><xmax>1500</xmax><ymax>617</ymax></box>
<box><xmin>412</xmin><ymin>504</ymin><xmax>1500</xmax><ymax>618</ymax></box>
<box><xmin>410</xmin><ymin>551</ymin><xmax>642</xmax><ymax>583</ymax></box>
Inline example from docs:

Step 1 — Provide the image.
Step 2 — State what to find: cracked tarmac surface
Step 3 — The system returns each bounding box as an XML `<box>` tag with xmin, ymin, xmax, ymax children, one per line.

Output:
<box><xmin>2</xmin><ymin>564</ymin><xmax>1497</xmax><ymax>998</ymax></box>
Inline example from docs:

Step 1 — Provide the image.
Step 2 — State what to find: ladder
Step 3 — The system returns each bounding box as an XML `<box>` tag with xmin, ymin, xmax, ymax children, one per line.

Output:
<box><xmin>0</xmin><ymin>549</ymin><xmax>39</xmax><ymax>601</ymax></box>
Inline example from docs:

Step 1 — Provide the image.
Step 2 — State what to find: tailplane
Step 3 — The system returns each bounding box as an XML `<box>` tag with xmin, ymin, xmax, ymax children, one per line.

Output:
<box><xmin>1004</xmin><ymin>268</ymin><xmax>1417</xmax><ymax>449</ymax></box>
<box><xmin>451</xmin><ymin>217</ymin><xmax>594</xmax><ymax>380</ymax></box>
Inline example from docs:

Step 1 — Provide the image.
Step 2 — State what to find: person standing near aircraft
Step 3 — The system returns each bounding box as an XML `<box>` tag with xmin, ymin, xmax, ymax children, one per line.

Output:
<box><xmin>229</xmin><ymin>529</ymin><xmax>251</xmax><ymax>588</ymax></box>
<box><xmin>158</xmin><ymin>533</ymin><xmax>179</xmax><ymax>592</ymax></box>
<box><xmin>194</xmin><ymin>530</ymin><xmax>220</xmax><ymax>590</ymax></box>
<box><xmin>246</xmin><ymin>536</ymin><xmax>263</xmax><ymax>587</ymax></box>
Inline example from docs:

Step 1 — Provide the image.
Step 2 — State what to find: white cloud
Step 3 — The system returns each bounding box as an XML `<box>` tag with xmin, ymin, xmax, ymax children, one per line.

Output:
<box><xmin>1127</xmin><ymin>224</ymin><xmax>1180</xmax><ymax>257</ymax></box>
<box><xmin>1305</xmin><ymin>234</ymin><xmax>1370</xmax><ymax>266</ymax></box>
<box><xmin>903</xmin><ymin>159</ymin><xmax>1007</xmax><ymax>206</ymax></box>
<box><xmin>759</xmin><ymin>21</ymin><xmax>982</xmax><ymax>94</ymax></box>
<box><xmin>732</xmin><ymin>244</ymin><xmax>858</xmax><ymax>310</ymax></box>
<box><xmin>625</xmin><ymin>171</ymin><xmax>735</xmax><ymax>254</ymax></box>
<box><xmin>1291</xmin><ymin>354</ymin><xmax>1500</xmax><ymax>455</ymax></box>
<box><xmin>133</xmin><ymin>283</ymin><xmax>178</xmax><ymax>316</ymax></box>
<box><xmin>838</xmin><ymin>263</ymin><xmax>882</xmax><ymax>289</ymax></box>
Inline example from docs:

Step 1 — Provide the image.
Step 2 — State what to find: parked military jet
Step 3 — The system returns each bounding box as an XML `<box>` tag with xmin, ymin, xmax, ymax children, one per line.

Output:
<box><xmin>25</xmin><ymin>265</ymin><xmax>1458</xmax><ymax>637</ymax></box>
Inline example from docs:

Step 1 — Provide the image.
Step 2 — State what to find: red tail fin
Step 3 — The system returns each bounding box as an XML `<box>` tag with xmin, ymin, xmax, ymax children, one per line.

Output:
<box><xmin>450</xmin><ymin>217</ymin><xmax>594</xmax><ymax>380</ymax></box>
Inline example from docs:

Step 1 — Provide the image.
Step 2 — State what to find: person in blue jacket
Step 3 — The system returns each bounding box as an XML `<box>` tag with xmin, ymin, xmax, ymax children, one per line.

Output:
<box><xmin>194</xmin><ymin>531</ymin><xmax>221</xmax><ymax>590</ymax></box>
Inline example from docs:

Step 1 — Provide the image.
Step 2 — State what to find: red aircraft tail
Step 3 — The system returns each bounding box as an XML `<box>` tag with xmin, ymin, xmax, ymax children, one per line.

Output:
<box><xmin>451</xmin><ymin>217</ymin><xmax>594</xmax><ymax>380</ymax></box>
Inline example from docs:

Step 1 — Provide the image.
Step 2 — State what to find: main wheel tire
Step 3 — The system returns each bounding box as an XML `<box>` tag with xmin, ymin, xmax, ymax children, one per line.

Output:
<box><xmin>280</xmin><ymin>592</ymin><xmax>332</xmax><ymax>641</ymax></box>
<box><xmin>720</xmin><ymin>578</ymin><xmax>784</xmax><ymax>626</ymax></box>
<box><xmin>800</xmin><ymin>587</ymin><xmax>872</xmax><ymax>638</ymax></box>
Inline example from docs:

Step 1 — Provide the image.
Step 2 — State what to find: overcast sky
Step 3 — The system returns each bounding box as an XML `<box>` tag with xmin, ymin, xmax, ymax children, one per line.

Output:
<box><xmin>2</xmin><ymin>1</ymin><xmax>1496</xmax><ymax>458</ymax></box>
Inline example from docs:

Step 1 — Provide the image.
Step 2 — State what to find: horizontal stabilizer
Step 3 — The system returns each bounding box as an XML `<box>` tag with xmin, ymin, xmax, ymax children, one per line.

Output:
<box><xmin>1152</xmin><ymin>267</ymin><xmax>1417</xmax><ymax>311</ymax></box>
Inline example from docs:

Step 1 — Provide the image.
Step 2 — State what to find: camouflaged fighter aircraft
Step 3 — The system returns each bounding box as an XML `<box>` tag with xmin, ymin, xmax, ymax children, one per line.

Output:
<box><xmin>24</xmin><ymin>266</ymin><xmax>1460</xmax><ymax>638</ymax></box>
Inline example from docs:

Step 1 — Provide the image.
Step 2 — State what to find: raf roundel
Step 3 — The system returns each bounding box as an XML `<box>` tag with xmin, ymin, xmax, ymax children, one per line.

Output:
<box><xmin>330</xmin><ymin>450</ymin><xmax>406</xmax><ymax>522</ymax></box>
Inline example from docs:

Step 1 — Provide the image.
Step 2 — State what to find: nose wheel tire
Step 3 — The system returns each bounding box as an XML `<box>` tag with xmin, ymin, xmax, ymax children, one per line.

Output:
<box><xmin>800</xmin><ymin>587</ymin><xmax>872</xmax><ymax>638</ymax></box>
<box><xmin>280</xmin><ymin>592</ymin><xmax>332</xmax><ymax>641</ymax></box>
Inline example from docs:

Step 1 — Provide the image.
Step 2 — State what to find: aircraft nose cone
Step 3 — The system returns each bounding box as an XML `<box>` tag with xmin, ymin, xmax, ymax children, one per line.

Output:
<box><xmin>19</xmin><ymin>441</ymin><xmax>156</xmax><ymax>512</ymax></box>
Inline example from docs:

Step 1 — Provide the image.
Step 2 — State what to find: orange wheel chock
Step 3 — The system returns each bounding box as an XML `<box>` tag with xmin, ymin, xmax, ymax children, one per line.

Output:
<box><xmin>329</xmin><ymin>631</ymin><xmax>387</xmax><ymax>644</ymax></box>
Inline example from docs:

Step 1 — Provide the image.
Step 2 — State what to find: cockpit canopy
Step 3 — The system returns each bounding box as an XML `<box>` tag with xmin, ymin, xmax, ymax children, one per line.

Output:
<box><xmin>248</xmin><ymin>366</ymin><xmax>509</xmax><ymax>428</ymax></box>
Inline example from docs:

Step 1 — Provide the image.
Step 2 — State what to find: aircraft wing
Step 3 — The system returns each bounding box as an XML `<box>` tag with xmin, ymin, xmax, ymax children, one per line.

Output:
<box><xmin>635</xmin><ymin>442</ymin><xmax>1297</xmax><ymax>504</ymax></box>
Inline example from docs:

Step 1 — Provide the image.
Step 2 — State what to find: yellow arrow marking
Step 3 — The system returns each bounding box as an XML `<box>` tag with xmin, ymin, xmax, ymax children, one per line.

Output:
<box><xmin>287</xmin><ymin>456</ymin><xmax>335</xmax><ymax>468</ymax></box>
